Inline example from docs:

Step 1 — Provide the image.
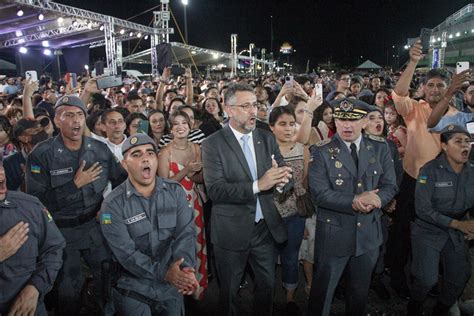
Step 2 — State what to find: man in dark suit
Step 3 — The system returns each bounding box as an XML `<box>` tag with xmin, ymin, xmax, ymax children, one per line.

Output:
<box><xmin>307</xmin><ymin>98</ymin><xmax>398</xmax><ymax>316</ymax></box>
<box><xmin>202</xmin><ymin>83</ymin><xmax>292</xmax><ymax>316</ymax></box>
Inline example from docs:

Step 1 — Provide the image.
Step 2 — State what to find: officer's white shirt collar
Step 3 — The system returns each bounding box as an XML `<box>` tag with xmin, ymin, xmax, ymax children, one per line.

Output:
<box><xmin>342</xmin><ymin>134</ymin><xmax>362</xmax><ymax>153</ymax></box>
<box><xmin>105</xmin><ymin>135</ymin><xmax>126</xmax><ymax>161</ymax></box>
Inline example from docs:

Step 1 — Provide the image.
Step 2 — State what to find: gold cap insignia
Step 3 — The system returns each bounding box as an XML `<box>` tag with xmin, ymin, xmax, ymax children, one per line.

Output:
<box><xmin>130</xmin><ymin>136</ymin><xmax>138</xmax><ymax>145</ymax></box>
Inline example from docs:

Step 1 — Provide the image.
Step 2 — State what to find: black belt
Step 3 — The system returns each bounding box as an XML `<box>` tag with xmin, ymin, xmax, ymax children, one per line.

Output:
<box><xmin>54</xmin><ymin>208</ymin><xmax>98</xmax><ymax>228</ymax></box>
<box><xmin>116</xmin><ymin>288</ymin><xmax>157</xmax><ymax>307</ymax></box>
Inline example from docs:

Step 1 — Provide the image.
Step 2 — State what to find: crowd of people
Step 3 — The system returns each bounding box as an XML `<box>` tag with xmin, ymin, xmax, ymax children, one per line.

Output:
<box><xmin>1</xmin><ymin>39</ymin><xmax>474</xmax><ymax>316</ymax></box>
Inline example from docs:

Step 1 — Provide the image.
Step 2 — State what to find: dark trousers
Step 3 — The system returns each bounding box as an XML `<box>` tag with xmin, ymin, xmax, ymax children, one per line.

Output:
<box><xmin>411</xmin><ymin>235</ymin><xmax>471</xmax><ymax>306</ymax></box>
<box><xmin>110</xmin><ymin>288</ymin><xmax>183</xmax><ymax>316</ymax></box>
<box><xmin>308</xmin><ymin>248</ymin><xmax>379</xmax><ymax>316</ymax></box>
<box><xmin>49</xmin><ymin>220</ymin><xmax>110</xmax><ymax>315</ymax></box>
<box><xmin>213</xmin><ymin>220</ymin><xmax>278</xmax><ymax>316</ymax></box>
<box><xmin>387</xmin><ymin>172</ymin><xmax>416</xmax><ymax>289</ymax></box>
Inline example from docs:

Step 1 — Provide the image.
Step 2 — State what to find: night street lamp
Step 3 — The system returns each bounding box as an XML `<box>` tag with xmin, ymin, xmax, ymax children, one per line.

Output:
<box><xmin>181</xmin><ymin>0</ymin><xmax>189</xmax><ymax>44</ymax></box>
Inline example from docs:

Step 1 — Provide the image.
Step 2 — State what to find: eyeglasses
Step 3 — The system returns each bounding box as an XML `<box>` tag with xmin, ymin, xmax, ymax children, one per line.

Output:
<box><xmin>231</xmin><ymin>102</ymin><xmax>259</xmax><ymax>111</ymax></box>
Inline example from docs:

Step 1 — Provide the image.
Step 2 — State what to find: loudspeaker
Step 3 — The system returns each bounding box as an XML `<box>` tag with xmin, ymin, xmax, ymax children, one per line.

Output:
<box><xmin>155</xmin><ymin>43</ymin><xmax>172</xmax><ymax>75</ymax></box>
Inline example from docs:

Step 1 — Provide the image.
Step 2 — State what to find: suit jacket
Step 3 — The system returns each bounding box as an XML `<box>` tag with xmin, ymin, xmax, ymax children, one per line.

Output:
<box><xmin>202</xmin><ymin>125</ymin><xmax>290</xmax><ymax>251</ymax></box>
<box><xmin>309</xmin><ymin>134</ymin><xmax>398</xmax><ymax>257</ymax></box>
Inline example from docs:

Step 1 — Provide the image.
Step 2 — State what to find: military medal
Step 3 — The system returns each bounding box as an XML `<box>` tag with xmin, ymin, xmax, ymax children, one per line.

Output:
<box><xmin>335</xmin><ymin>179</ymin><xmax>344</xmax><ymax>186</ymax></box>
<box><xmin>335</xmin><ymin>161</ymin><xmax>343</xmax><ymax>168</ymax></box>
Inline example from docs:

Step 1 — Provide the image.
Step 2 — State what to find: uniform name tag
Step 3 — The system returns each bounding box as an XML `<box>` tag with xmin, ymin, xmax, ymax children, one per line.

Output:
<box><xmin>435</xmin><ymin>181</ymin><xmax>453</xmax><ymax>188</ymax></box>
<box><xmin>50</xmin><ymin>167</ymin><xmax>73</xmax><ymax>176</ymax></box>
<box><xmin>125</xmin><ymin>212</ymin><xmax>147</xmax><ymax>225</ymax></box>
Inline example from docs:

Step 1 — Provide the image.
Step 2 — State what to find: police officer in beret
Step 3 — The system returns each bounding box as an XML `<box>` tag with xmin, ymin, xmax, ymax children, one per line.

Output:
<box><xmin>307</xmin><ymin>98</ymin><xmax>398</xmax><ymax>315</ymax></box>
<box><xmin>408</xmin><ymin>124</ymin><xmax>474</xmax><ymax>316</ymax></box>
<box><xmin>25</xmin><ymin>95</ymin><xmax>127</xmax><ymax>314</ymax></box>
<box><xmin>99</xmin><ymin>134</ymin><xmax>199</xmax><ymax>315</ymax></box>
<box><xmin>0</xmin><ymin>163</ymin><xmax>65</xmax><ymax>315</ymax></box>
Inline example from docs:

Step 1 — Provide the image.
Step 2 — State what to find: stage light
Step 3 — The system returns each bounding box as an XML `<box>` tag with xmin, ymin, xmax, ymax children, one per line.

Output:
<box><xmin>17</xmin><ymin>10</ymin><xmax>24</xmax><ymax>17</ymax></box>
<box><xmin>87</xmin><ymin>22</ymin><xmax>92</xmax><ymax>29</ymax></box>
<box><xmin>119</xmin><ymin>29</ymin><xmax>125</xmax><ymax>35</ymax></box>
<box><xmin>43</xmin><ymin>49</ymin><xmax>52</xmax><ymax>56</ymax></box>
<box><xmin>191</xmin><ymin>50</ymin><xmax>197</xmax><ymax>55</ymax></box>
<box><xmin>144</xmin><ymin>35</ymin><xmax>149</xmax><ymax>40</ymax></box>
<box><xmin>99</xmin><ymin>25</ymin><xmax>104</xmax><ymax>31</ymax></box>
<box><xmin>38</xmin><ymin>13</ymin><xmax>44</xmax><ymax>21</ymax></box>
<box><xmin>72</xmin><ymin>20</ymin><xmax>79</xmax><ymax>27</ymax></box>
<box><xmin>437</xmin><ymin>37</ymin><xmax>441</xmax><ymax>41</ymax></box>
<box><xmin>404</xmin><ymin>45</ymin><xmax>409</xmax><ymax>50</ymax></box>
<box><xmin>449</xmin><ymin>34</ymin><xmax>453</xmax><ymax>39</ymax></box>
<box><xmin>455</xmin><ymin>32</ymin><xmax>461</xmax><ymax>37</ymax></box>
<box><xmin>137</xmin><ymin>32</ymin><xmax>142</xmax><ymax>38</ymax></box>
<box><xmin>129</xmin><ymin>32</ymin><xmax>134</xmax><ymax>37</ymax></box>
<box><xmin>19</xmin><ymin>47</ymin><xmax>27</xmax><ymax>54</ymax></box>
<box><xmin>84</xmin><ymin>65</ymin><xmax>89</xmax><ymax>70</ymax></box>
<box><xmin>18</xmin><ymin>38</ymin><xmax>25</xmax><ymax>44</ymax></box>
<box><xmin>431</xmin><ymin>38</ymin><xmax>436</xmax><ymax>43</ymax></box>
<box><xmin>57</xmin><ymin>17</ymin><xmax>64</xmax><ymax>23</ymax></box>
<box><xmin>42</xmin><ymin>41</ymin><xmax>49</xmax><ymax>47</ymax></box>
<box><xmin>212</xmin><ymin>53</ymin><xmax>219</xmax><ymax>59</ymax></box>
<box><xmin>15</xmin><ymin>30</ymin><xmax>23</xmax><ymax>37</ymax></box>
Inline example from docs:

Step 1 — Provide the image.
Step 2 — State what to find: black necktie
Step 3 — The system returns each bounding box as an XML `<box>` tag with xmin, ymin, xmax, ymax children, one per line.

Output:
<box><xmin>350</xmin><ymin>143</ymin><xmax>358</xmax><ymax>169</ymax></box>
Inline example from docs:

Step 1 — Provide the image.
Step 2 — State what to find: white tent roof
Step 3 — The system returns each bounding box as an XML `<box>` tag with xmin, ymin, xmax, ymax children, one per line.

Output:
<box><xmin>356</xmin><ymin>60</ymin><xmax>382</xmax><ymax>69</ymax></box>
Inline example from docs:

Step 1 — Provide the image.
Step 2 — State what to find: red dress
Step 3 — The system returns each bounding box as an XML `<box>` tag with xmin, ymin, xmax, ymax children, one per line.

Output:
<box><xmin>169</xmin><ymin>161</ymin><xmax>208</xmax><ymax>299</ymax></box>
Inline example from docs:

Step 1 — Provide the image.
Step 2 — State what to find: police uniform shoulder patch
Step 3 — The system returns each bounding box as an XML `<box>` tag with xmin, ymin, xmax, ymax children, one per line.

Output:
<box><xmin>101</xmin><ymin>213</ymin><xmax>112</xmax><ymax>225</ymax></box>
<box><xmin>418</xmin><ymin>175</ymin><xmax>428</xmax><ymax>184</ymax></box>
<box><xmin>367</xmin><ymin>135</ymin><xmax>386</xmax><ymax>142</ymax></box>
<box><xmin>43</xmin><ymin>208</ymin><xmax>53</xmax><ymax>222</ymax></box>
<box><xmin>315</xmin><ymin>138</ymin><xmax>332</xmax><ymax>147</ymax></box>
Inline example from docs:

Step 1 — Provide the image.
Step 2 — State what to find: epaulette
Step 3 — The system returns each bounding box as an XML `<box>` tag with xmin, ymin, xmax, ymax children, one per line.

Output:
<box><xmin>7</xmin><ymin>190</ymin><xmax>41</xmax><ymax>204</ymax></box>
<box><xmin>30</xmin><ymin>138</ymin><xmax>54</xmax><ymax>155</ymax></box>
<box><xmin>315</xmin><ymin>138</ymin><xmax>332</xmax><ymax>147</ymax></box>
<box><xmin>367</xmin><ymin>134</ymin><xmax>386</xmax><ymax>143</ymax></box>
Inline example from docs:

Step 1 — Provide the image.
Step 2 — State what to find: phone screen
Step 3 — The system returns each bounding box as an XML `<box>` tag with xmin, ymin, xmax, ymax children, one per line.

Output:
<box><xmin>315</xmin><ymin>83</ymin><xmax>323</xmax><ymax>96</ymax></box>
<box><xmin>137</xmin><ymin>120</ymin><xmax>149</xmax><ymax>134</ymax></box>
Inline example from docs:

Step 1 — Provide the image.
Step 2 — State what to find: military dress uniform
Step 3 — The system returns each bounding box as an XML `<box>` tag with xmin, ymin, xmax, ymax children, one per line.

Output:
<box><xmin>409</xmin><ymin>125</ymin><xmax>474</xmax><ymax>315</ymax></box>
<box><xmin>99</xmin><ymin>134</ymin><xmax>196</xmax><ymax>316</ymax></box>
<box><xmin>25</xmin><ymin>95</ymin><xmax>126</xmax><ymax>314</ymax></box>
<box><xmin>307</xmin><ymin>99</ymin><xmax>398</xmax><ymax>316</ymax></box>
<box><xmin>0</xmin><ymin>191</ymin><xmax>65</xmax><ymax>315</ymax></box>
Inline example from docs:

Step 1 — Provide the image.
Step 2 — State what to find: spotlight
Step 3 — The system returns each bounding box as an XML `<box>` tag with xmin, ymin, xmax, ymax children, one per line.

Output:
<box><xmin>144</xmin><ymin>34</ymin><xmax>149</xmax><ymax>40</ymax></box>
<box><xmin>472</xmin><ymin>29</ymin><xmax>474</xmax><ymax>33</ymax></box>
<box><xmin>42</xmin><ymin>40</ymin><xmax>49</xmax><ymax>47</ymax></box>
<box><xmin>87</xmin><ymin>22</ymin><xmax>92</xmax><ymax>29</ymax></box>
<box><xmin>84</xmin><ymin>65</ymin><xmax>89</xmax><ymax>70</ymax></box>
<box><xmin>43</xmin><ymin>49</ymin><xmax>51</xmax><ymax>56</ymax></box>
<box><xmin>99</xmin><ymin>25</ymin><xmax>104</xmax><ymax>31</ymax></box>
<box><xmin>137</xmin><ymin>32</ymin><xmax>142</xmax><ymax>38</ymax></box>
<box><xmin>17</xmin><ymin>9</ymin><xmax>24</xmax><ymax>17</ymax></box>
<box><xmin>191</xmin><ymin>50</ymin><xmax>197</xmax><ymax>55</ymax></box>
<box><xmin>448</xmin><ymin>34</ymin><xmax>453</xmax><ymax>39</ymax></box>
<box><xmin>72</xmin><ymin>20</ymin><xmax>79</xmax><ymax>27</ymax></box>
<box><xmin>57</xmin><ymin>17</ymin><xmax>64</xmax><ymax>23</ymax></box>
<box><xmin>129</xmin><ymin>32</ymin><xmax>134</xmax><ymax>37</ymax></box>
<box><xmin>38</xmin><ymin>13</ymin><xmax>44</xmax><ymax>21</ymax></box>
<box><xmin>437</xmin><ymin>37</ymin><xmax>441</xmax><ymax>41</ymax></box>
<box><xmin>455</xmin><ymin>32</ymin><xmax>461</xmax><ymax>37</ymax></box>
<box><xmin>19</xmin><ymin>47</ymin><xmax>28</xmax><ymax>54</ymax></box>
<box><xmin>120</xmin><ymin>29</ymin><xmax>125</xmax><ymax>35</ymax></box>
<box><xmin>15</xmin><ymin>30</ymin><xmax>23</xmax><ymax>37</ymax></box>
<box><xmin>404</xmin><ymin>45</ymin><xmax>409</xmax><ymax>50</ymax></box>
<box><xmin>431</xmin><ymin>38</ymin><xmax>436</xmax><ymax>43</ymax></box>
<box><xmin>18</xmin><ymin>38</ymin><xmax>25</xmax><ymax>44</ymax></box>
<box><xmin>212</xmin><ymin>53</ymin><xmax>219</xmax><ymax>59</ymax></box>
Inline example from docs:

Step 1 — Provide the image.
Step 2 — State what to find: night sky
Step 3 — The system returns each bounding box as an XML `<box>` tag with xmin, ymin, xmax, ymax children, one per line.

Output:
<box><xmin>57</xmin><ymin>0</ymin><xmax>472</xmax><ymax>71</ymax></box>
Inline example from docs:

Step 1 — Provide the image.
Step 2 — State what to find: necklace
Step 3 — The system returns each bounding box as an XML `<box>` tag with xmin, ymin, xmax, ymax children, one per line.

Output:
<box><xmin>172</xmin><ymin>142</ymin><xmax>189</xmax><ymax>150</ymax></box>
